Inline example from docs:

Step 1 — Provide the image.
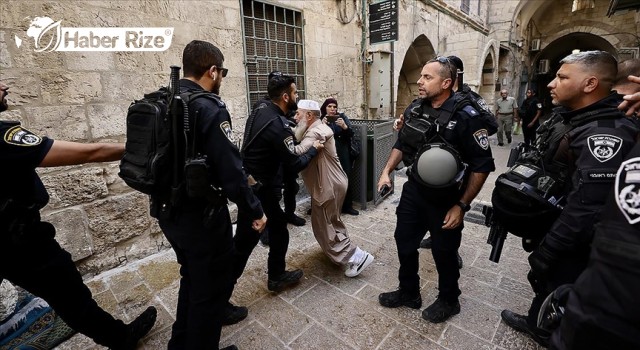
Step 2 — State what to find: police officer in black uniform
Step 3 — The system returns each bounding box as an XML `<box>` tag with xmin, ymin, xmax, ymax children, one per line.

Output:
<box><xmin>500</xmin><ymin>50</ymin><xmax>639</xmax><ymax>347</ymax></box>
<box><xmin>0</xmin><ymin>82</ymin><xmax>157</xmax><ymax>349</ymax></box>
<box><xmin>249</xmin><ymin>71</ymin><xmax>306</xmax><ymax>250</ymax></box>
<box><xmin>377</xmin><ymin>57</ymin><xmax>495</xmax><ymax>323</ymax></box>
<box><xmin>419</xmin><ymin>55</ymin><xmax>497</xmax><ymax>268</ymax></box>
<box><xmin>229</xmin><ymin>74</ymin><xmax>322</xmax><ymax>296</ymax></box>
<box><xmin>520</xmin><ymin>89</ymin><xmax>543</xmax><ymax>145</ymax></box>
<box><xmin>548</xmin><ymin>144</ymin><xmax>640</xmax><ymax>350</ymax></box>
<box><xmin>154</xmin><ymin>40</ymin><xmax>266</xmax><ymax>350</ymax></box>
<box><xmin>547</xmin><ymin>73</ymin><xmax>640</xmax><ymax>350</ymax></box>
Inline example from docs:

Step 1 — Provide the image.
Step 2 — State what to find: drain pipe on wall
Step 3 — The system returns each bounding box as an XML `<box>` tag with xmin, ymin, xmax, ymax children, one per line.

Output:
<box><xmin>361</xmin><ymin>0</ymin><xmax>369</xmax><ymax>120</ymax></box>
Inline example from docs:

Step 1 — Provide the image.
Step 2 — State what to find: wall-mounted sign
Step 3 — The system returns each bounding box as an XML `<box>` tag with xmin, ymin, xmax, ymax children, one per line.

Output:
<box><xmin>369</xmin><ymin>0</ymin><xmax>398</xmax><ymax>45</ymax></box>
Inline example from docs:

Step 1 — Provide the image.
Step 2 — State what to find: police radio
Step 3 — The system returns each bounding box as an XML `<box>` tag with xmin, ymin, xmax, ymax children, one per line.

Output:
<box><xmin>173</xmin><ymin>67</ymin><xmax>220</xmax><ymax>201</ymax></box>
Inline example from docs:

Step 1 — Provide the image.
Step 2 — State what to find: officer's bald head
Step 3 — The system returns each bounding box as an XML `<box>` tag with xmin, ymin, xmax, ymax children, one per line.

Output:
<box><xmin>560</xmin><ymin>50</ymin><xmax>618</xmax><ymax>92</ymax></box>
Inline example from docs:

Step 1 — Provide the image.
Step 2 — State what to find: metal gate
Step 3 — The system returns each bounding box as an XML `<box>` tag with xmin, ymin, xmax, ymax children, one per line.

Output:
<box><xmin>350</xmin><ymin>119</ymin><xmax>396</xmax><ymax>210</ymax></box>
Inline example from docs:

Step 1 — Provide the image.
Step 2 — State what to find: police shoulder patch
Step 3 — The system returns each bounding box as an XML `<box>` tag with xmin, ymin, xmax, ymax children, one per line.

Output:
<box><xmin>284</xmin><ymin>136</ymin><xmax>295</xmax><ymax>154</ymax></box>
<box><xmin>587</xmin><ymin>134</ymin><xmax>622</xmax><ymax>163</ymax></box>
<box><xmin>616</xmin><ymin>156</ymin><xmax>640</xmax><ymax>224</ymax></box>
<box><xmin>462</xmin><ymin>105</ymin><xmax>479</xmax><ymax>117</ymax></box>
<box><xmin>473</xmin><ymin>129</ymin><xmax>489</xmax><ymax>150</ymax></box>
<box><xmin>536</xmin><ymin>103</ymin><xmax>543</xmax><ymax>109</ymax></box>
<box><xmin>476</xmin><ymin>97</ymin><xmax>491</xmax><ymax>113</ymax></box>
<box><xmin>3</xmin><ymin>125</ymin><xmax>43</xmax><ymax>146</ymax></box>
<box><xmin>219</xmin><ymin>121</ymin><xmax>234</xmax><ymax>142</ymax></box>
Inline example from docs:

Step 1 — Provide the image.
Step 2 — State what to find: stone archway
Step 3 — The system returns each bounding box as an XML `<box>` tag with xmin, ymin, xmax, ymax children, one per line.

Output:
<box><xmin>478</xmin><ymin>51</ymin><xmax>496</xmax><ymax>107</ymax></box>
<box><xmin>531</xmin><ymin>32</ymin><xmax>617</xmax><ymax>112</ymax></box>
<box><xmin>396</xmin><ymin>34</ymin><xmax>435</xmax><ymax>117</ymax></box>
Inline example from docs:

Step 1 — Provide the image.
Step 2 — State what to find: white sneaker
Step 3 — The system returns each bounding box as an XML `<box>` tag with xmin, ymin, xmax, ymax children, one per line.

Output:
<box><xmin>345</xmin><ymin>251</ymin><xmax>374</xmax><ymax>277</ymax></box>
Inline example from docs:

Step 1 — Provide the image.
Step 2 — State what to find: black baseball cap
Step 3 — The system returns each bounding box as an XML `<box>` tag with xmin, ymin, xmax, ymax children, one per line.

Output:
<box><xmin>447</xmin><ymin>55</ymin><xmax>464</xmax><ymax>73</ymax></box>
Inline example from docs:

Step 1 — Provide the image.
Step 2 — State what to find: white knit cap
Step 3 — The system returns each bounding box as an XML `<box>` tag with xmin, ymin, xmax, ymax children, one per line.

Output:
<box><xmin>297</xmin><ymin>99</ymin><xmax>320</xmax><ymax>111</ymax></box>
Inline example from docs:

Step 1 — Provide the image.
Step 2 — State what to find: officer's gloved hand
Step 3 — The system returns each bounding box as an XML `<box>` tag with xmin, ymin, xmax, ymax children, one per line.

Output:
<box><xmin>528</xmin><ymin>242</ymin><xmax>558</xmax><ymax>283</ymax></box>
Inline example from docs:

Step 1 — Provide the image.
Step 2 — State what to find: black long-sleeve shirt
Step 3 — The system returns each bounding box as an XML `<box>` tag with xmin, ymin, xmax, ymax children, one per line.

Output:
<box><xmin>242</xmin><ymin>102</ymin><xmax>317</xmax><ymax>188</ymax></box>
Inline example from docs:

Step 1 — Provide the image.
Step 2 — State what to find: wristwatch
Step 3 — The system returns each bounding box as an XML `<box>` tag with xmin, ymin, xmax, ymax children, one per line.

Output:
<box><xmin>456</xmin><ymin>201</ymin><xmax>471</xmax><ymax>212</ymax></box>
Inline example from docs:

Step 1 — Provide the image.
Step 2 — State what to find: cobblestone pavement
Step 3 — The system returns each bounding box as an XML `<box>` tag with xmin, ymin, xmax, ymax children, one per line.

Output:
<box><xmin>57</xmin><ymin>133</ymin><xmax>545</xmax><ymax>350</ymax></box>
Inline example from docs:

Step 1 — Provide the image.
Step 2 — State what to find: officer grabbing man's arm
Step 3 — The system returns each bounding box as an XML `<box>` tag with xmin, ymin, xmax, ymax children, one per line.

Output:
<box><xmin>0</xmin><ymin>80</ymin><xmax>157</xmax><ymax>350</ymax></box>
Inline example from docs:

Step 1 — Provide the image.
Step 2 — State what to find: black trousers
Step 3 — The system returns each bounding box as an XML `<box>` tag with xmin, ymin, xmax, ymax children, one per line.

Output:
<box><xmin>394</xmin><ymin>179</ymin><xmax>462</xmax><ymax>302</ymax></box>
<box><xmin>0</xmin><ymin>221</ymin><xmax>129</xmax><ymax>349</ymax></box>
<box><xmin>282</xmin><ymin>170</ymin><xmax>299</xmax><ymax>215</ymax></box>
<box><xmin>337</xmin><ymin>144</ymin><xmax>355</xmax><ymax>211</ymax></box>
<box><xmin>523</xmin><ymin>122</ymin><xmax>539</xmax><ymax>145</ymax></box>
<box><xmin>232</xmin><ymin>185</ymin><xmax>289</xmax><ymax>283</ymax></box>
<box><xmin>159</xmin><ymin>206</ymin><xmax>234</xmax><ymax>350</ymax></box>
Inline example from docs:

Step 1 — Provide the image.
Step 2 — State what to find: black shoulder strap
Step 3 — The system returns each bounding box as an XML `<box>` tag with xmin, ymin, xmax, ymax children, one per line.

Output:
<box><xmin>241</xmin><ymin>115</ymin><xmax>279</xmax><ymax>156</ymax></box>
<box><xmin>179</xmin><ymin>91</ymin><xmax>218</xmax><ymax>159</ymax></box>
<box><xmin>430</xmin><ymin>97</ymin><xmax>459</xmax><ymax>132</ymax></box>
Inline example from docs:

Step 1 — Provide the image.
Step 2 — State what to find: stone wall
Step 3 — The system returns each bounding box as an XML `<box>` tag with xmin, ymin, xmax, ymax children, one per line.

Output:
<box><xmin>530</xmin><ymin>0</ymin><xmax>638</xmax><ymax>49</ymax></box>
<box><xmin>0</xmin><ymin>0</ymin><xmax>370</xmax><ymax>277</ymax></box>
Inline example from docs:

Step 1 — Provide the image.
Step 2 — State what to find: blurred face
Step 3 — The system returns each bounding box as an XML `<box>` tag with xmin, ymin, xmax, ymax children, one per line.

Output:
<box><xmin>326</xmin><ymin>103</ymin><xmax>338</xmax><ymax>116</ymax></box>
<box><xmin>526</xmin><ymin>90</ymin><xmax>533</xmax><ymax>97</ymax></box>
<box><xmin>207</xmin><ymin>64</ymin><xmax>226</xmax><ymax>95</ymax></box>
<box><xmin>294</xmin><ymin>109</ymin><xmax>310</xmax><ymax>141</ymax></box>
<box><xmin>417</xmin><ymin>62</ymin><xmax>451</xmax><ymax>101</ymax></box>
<box><xmin>500</xmin><ymin>90</ymin><xmax>508</xmax><ymax>99</ymax></box>
<box><xmin>0</xmin><ymin>82</ymin><xmax>7</xmax><ymax>112</ymax></box>
<box><xmin>547</xmin><ymin>63</ymin><xmax>591</xmax><ymax>109</ymax></box>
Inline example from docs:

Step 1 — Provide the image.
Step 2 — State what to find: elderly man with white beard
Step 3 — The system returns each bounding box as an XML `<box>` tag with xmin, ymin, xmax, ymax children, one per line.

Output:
<box><xmin>293</xmin><ymin>99</ymin><xmax>374</xmax><ymax>277</ymax></box>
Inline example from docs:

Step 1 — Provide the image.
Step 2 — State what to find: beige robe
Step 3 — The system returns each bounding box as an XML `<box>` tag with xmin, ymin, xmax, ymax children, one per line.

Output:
<box><xmin>294</xmin><ymin>119</ymin><xmax>356</xmax><ymax>265</ymax></box>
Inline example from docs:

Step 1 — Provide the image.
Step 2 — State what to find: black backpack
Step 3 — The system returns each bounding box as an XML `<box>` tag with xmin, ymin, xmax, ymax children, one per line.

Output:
<box><xmin>119</xmin><ymin>67</ymin><xmax>211</xmax><ymax>202</ymax></box>
<box><xmin>119</xmin><ymin>87</ymin><xmax>174</xmax><ymax>196</ymax></box>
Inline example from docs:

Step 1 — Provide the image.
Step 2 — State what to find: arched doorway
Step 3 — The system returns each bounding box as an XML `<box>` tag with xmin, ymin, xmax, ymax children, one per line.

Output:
<box><xmin>478</xmin><ymin>51</ymin><xmax>496</xmax><ymax>107</ymax></box>
<box><xmin>396</xmin><ymin>35</ymin><xmax>435</xmax><ymax>117</ymax></box>
<box><xmin>531</xmin><ymin>32</ymin><xmax>617</xmax><ymax>113</ymax></box>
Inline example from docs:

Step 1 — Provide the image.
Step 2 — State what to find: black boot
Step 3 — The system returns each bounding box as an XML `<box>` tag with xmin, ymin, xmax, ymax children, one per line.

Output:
<box><xmin>120</xmin><ymin>306</ymin><xmax>157</xmax><ymax>350</ymax></box>
<box><xmin>286</xmin><ymin>213</ymin><xmax>306</xmax><ymax>226</ymax></box>
<box><xmin>267</xmin><ymin>269</ymin><xmax>303</xmax><ymax>292</ymax></box>
<box><xmin>222</xmin><ymin>302</ymin><xmax>248</xmax><ymax>326</ymax></box>
<box><xmin>378</xmin><ymin>289</ymin><xmax>422</xmax><ymax>309</ymax></box>
<box><xmin>500</xmin><ymin>310</ymin><xmax>550</xmax><ymax>347</ymax></box>
<box><xmin>422</xmin><ymin>297</ymin><xmax>460</xmax><ymax>323</ymax></box>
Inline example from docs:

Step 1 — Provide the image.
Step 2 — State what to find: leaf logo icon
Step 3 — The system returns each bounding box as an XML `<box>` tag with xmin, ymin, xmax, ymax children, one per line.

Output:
<box><xmin>26</xmin><ymin>17</ymin><xmax>62</xmax><ymax>52</ymax></box>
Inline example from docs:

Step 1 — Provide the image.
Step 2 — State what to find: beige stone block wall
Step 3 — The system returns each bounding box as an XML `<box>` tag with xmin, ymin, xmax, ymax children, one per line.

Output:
<box><xmin>0</xmin><ymin>0</ymin><xmax>367</xmax><ymax>276</ymax></box>
<box><xmin>532</xmin><ymin>0</ymin><xmax>637</xmax><ymax>49</ymax></box>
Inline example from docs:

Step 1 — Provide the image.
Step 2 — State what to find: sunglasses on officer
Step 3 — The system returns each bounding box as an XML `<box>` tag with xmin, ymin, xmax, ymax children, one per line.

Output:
<box><xmin>213</xmin><ymin>65</ymin><xmax>228</xmax><ymax>78</ymax></box>
<box><xmin>428</xmin><ymin>56</ymin><xmax>457</xmax><ymax>81</ymax></box>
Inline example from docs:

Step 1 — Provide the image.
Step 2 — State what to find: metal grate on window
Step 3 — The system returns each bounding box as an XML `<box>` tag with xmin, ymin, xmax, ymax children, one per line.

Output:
<box><xmin>241</xmin><ymin>0</ymin><xmax>306</xmax><ymax>112</ymax></box>
<box><xmin>460</xmin><ymin>0</ymin><xmax>471</xmax><ymax>14</ymax></box>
